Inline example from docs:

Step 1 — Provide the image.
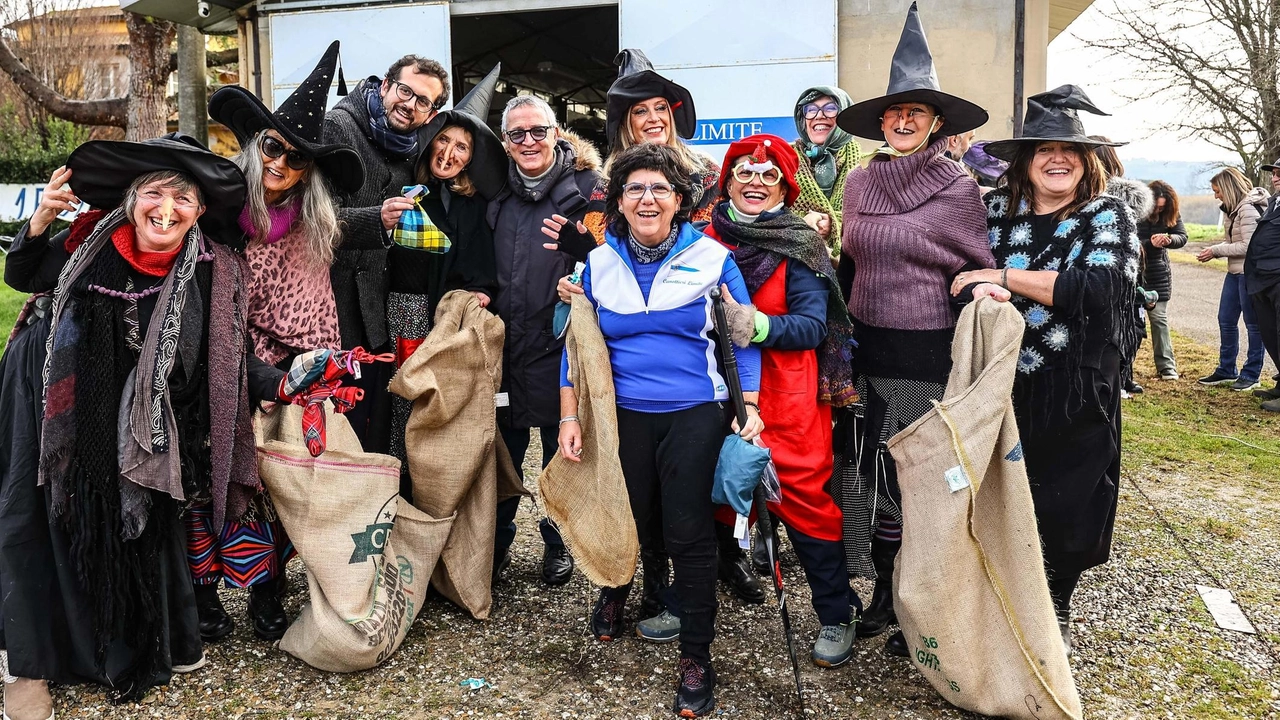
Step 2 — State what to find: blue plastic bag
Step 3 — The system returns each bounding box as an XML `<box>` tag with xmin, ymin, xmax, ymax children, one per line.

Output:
<box><xmin>712</xmin><ymin>433</ymin><xmax>771</xmax><ymax>516</ymax></box>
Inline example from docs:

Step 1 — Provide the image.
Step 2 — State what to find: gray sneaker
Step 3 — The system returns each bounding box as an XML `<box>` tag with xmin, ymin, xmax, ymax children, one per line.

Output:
<box><xmin>811</xmin><ymin>622</ymin><xmax>856</xmax><ymax>668</ymax></box>
<box><xmin>1230</xmin><ymin>378</ymin><xmax>1261</xmax><ymax>392</ymax></box>
<box><xmin>636</xmin><ymin>610</ymin><xmax>681</xmax><ymax>643</ymax></box>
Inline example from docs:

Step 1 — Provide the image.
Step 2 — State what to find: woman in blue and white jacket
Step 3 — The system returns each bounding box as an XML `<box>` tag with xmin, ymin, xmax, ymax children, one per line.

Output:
<box><xmin>550</xmin><ymin>142</ymin><xmax>761</xmax><ymax>718</ymax></box>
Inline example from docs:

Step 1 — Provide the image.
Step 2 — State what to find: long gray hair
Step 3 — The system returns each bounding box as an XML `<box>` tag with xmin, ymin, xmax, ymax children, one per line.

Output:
<box><xmin>232</xmin><ymin>131</ymin><xmax>340</xmax><ymax>266</ymax></box>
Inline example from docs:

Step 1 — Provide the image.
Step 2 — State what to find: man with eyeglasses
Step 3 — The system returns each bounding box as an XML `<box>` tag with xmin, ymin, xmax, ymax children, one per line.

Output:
<box><xmin>321</xmin><ymin>55</ymin><xmax>449</xmax><ymax>451</ymax></box>
<box><xmin>487</xmin><ymin>95</ymin><xmax>602</xmax><ymax>586</ymax></box>
<box><xmin>1246</xmin><ymin>161</ymin><xmax>1280</xmax><ymax>410</ymax></box>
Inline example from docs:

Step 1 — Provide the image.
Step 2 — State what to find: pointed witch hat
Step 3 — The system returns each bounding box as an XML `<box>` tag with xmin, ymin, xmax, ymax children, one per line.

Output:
<box><xmin>605</xmin><ymin>49</ymin><xmax>697</xmax><ymax>149</ymax></box>
<box><xmin>983</xmin><ymin>85</ymin><xmax>1126</xmax><ymax>161</ymax></box>
<box><xmin>837</xmin><ymin>2</ymin><xmax>988</xmax><ymax>140</ymax></box>
<box><xmin>414</xmin><ymin>63</ymin><xmax>507</xmax><ymax>200</ymax></box>
<box><xmin>209</xmin><ymin>40</ymin><xmax>365</xmax><ymax>194</ymax></box>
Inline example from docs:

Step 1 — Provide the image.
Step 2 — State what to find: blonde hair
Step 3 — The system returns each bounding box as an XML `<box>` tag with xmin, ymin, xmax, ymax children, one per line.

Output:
<box><xmin>233</xmin><ymin>132</ymin><xmax>340</xmax><ymax>266</ymax></box>
<box><xmin>1210</xmin><ymin>167</ymin><xmax>1251</xmax><ymax>213</ymax></box>
<box><xmin>603</xmin><ymin>103</ymin><xmax>706</xmax><ymax>180</ymax></box>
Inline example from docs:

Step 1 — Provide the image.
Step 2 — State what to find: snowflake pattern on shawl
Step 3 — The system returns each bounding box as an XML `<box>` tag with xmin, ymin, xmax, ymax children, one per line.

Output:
<box><xmin>985</xmin><ymin>189</ymin><xmax>1140</xmax><ymax>374</ymax></box>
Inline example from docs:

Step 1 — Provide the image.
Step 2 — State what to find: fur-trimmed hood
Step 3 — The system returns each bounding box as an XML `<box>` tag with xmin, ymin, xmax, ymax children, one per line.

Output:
<box><xmin>561</xmin><ymin>129</ymin><xmax>602</xmax><ymax>173</ymax></box>
<box><xmin>1105</xmin><ymin>175</ymin><xmax>1154</xmax><ymax>223</ymax></box>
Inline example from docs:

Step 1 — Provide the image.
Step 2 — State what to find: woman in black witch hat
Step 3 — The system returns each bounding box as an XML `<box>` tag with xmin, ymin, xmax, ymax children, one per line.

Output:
<box><xmin>189</xmin><ymin>40</ymin><xmax>364</xmax><ymax>645</ymax></box>
<box><xmin>960</xmin><ymin>85</ymin><xmax>1139</xmax><ymax>656</ymax></box>
<box><xmin>0</xmin><ymin>133</ymin><xmax>331</xmax><ymax>711</ymax></box>
<box><xmin>832</xmin><ymin>1</ymin><xmax>1004</xmax><ymax>658</ymax></box>
<box><xmin>379</xmin><ymin>64</ymin><xmax>503</xmax><ymax>498</ymax></box>
<box><xmin>581</xmin><ymin>49</ymin><xmax>720</xmax><ymax>242</ymax></box>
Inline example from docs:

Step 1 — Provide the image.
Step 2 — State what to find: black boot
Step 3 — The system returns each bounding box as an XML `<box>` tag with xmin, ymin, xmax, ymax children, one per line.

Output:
<box><xmin>673</xmin><ymin>657</ymin><xmax>717</xmax><ymax>717</ymax></box>
<box><xmin>857</xmin><ymin>537</ymin><xmax>899</xmax><ymax>638</ymax></box>
<box><xmin>194</xmin><ymin>582</ymin><xmax>233</xmax><ymax>642</ymax></box>
<box><xmin>884</xmin><ymin>629</ymin><xmax>909</xmax><ymax>657</ymax></box>
<box><xmin>715</xmin><ymin>523</ymin><xmax>765</xmax><ymax>604</ymax></box>
<box><xmin>248</xmin><ymin>576</ymin><xmax>289</xmax><ymax>642</ymax></box>
<box><xmin>751</xmin><ymin>524</ymin><xmax>777</xmax><ymax>576</ymax></box>
<box><xmin>640</xmin><ymin>547</ymin><xmax>670</xmax><ymax>619</ymax></box>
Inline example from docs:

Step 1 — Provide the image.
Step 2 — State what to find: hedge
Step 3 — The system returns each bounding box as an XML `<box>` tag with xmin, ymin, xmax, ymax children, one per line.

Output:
<box><xmin>0</xmin><ymin>107</ymin><xmax>89</xmax><ymax>184</ymax></box>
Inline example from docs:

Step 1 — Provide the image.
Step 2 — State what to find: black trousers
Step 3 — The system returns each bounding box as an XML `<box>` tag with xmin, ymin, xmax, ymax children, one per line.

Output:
<box><xmin>493</xmin><ymin>423</ymin><xmax>562</xmax><ymax>559</ymax></box>
<box><xmin>1251</xmin><ymin>282</ymin><xmax>1280</xmax><ymax>371</ymax></box>
<box><xmin>784</xmin><ymin>523</ymin><xmax>860</xmax><ymax>626</ymax></box>
<box><xmin>617</xmin><ymin>402</ymin><xmax>728</xmax><ymax>664</ymax></box>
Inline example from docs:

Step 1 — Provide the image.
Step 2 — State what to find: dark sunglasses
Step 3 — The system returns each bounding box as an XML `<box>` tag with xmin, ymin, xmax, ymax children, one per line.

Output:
<box><xmin>260</xmin><ymin>135</ymin><xmax>311</xmax><ymax>171</ymax></box>
<box><xmin>505</xmin><ymin>125</ymin><xmax>552</xmax><ymax>144</ymax></box>
<box><xmin>802</xmin><ymin>102</ymin><xmax>840</xmax><ymax>120</ymax></box>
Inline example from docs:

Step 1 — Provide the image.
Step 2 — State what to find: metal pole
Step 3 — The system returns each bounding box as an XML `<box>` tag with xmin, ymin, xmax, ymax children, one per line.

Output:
<box><xmin>1013</xmin><ymin>0</ymin><xmax>1026</xmax><ymax>137</ymax></box>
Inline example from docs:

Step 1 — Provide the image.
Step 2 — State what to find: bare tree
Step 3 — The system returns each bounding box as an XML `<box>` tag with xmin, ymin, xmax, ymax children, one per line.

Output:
<box><xmin>1083</xmin><ymin>0</ymin><xmax>1280</xmax><ymax>182</ymax></box>
<box><xmin>0</xmin><ymin>3</ymin><xmax>175</xmax><ymax>140</ymax></box>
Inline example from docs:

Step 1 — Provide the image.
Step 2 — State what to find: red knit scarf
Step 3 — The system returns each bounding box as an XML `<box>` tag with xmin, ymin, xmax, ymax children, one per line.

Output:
<box><xmin>111</xmin><ymin>223</ymin><xmax>181</xmax><ymax>277</ymax></box>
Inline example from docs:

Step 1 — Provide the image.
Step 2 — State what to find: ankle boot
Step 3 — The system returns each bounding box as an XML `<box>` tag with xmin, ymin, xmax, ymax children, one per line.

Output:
<box><xmin>194</xmin><ymin>582</ymin><xmax>234</xmax><ymax>642</ymax></box>
<box><xmin>248</xmin><ymin>576</ymin><xmax>289</xmax><ymax>642</ymax></box>
<box><xmin>715</xmin><ymin>523</ymin><xmax>764</xmax><ymax>604</ymax></box>
<box><xmin>640</xmin><ymin>547</ymin><xmax>671</xmax><ymax>619</ymax></box>
<box><xmin>857</xmin><ymin>537</ymin><xmax>899</xmax><ymax>638</ymax></box>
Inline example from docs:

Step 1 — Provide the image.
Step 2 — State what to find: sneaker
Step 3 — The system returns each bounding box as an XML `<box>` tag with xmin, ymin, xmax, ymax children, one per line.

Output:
<box><xmin>636</xmin><ymin>609</ymin><xmax>681</xmax><ymax>643</ymax></box>
<box><xmin>1230</xmin><ymin>378</ymin><xmax>1261</xmax><ymax>392</ymax></box>
<box><xmin>591</xmin><ymin>588</ymin><xmax>627</xmax><ymax>642</ymax></box>
<box><xmin>1254</xmin><ymin>387</ymin><xmax>1280</xmax><ymax>400</ymax></box>
<box><xmin>2</xmin><ymin>676</ymin><xmax>54</xmax><ymax>720</ymax></box>
<box><xmin>1120</xmin><ymin>389</ymin><xmax>1132</xmax><ymax>400</ymax></box>
<box><xmin>1198</xmin><ymin>371</ymin><xmax>1238</xmax><ymax>386</ymax></box>
<box><xmin>1262</xmin><ymin>398</ymin><xmax>1280</xmax><ymax>413</ymax></box>
<box><xmin>1159</xmin><ymin>369</ymin><xmax>1179</xmax><ymax>380</ymax></box>
<box><xmin>1059</xmin><ymin>619</ymin><xmax>1073</xmax><ymax>657</ymax></box>
<box><xmin>672</xmin><ymin>657</ymin><xmax>716</xmax><ymax>718</ymax></box>
<box><xmin>172</xmin><ymin>652</ymin><xmax>208</xmax><ymax>674</ymax></box>
<box><xmin>811</xmin><ymin>622</ymin><xmax>856</xmax><ymax>668</ymax></box>
<box><xmin>1126</xmin><ymin>382</ymin><xmax>1144</xmax><ymax>394</ymax></box>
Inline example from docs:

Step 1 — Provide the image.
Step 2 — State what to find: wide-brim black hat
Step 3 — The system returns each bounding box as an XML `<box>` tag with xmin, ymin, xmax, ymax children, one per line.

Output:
<box><xmin>415</xmin><ymin>63</ymin><xmax>506</xmax><ymax>201</ymax></box>
<box><xmin>836</xmin><ymin>2</ymin><xmax>988</xmax><ymax>140</ymax></box>
<box><xmin>606</xmin><ymin>49</ymin><xmax>697</xmax><ymax>147</ymax></box>
<box><xmin>1261</xmin><ymin>159</ymin><xmax>1280</xmax><ymax>172</ymax></box>
<box><xmin>66</xmin><ymin>132</ymin><xmax>248</xmax><ymax>249</ymax></box>
<box><xmin>209</xmin><ymin>40</ymin><xmax>365</xmax><ymax>194</ymax></box>
<box><xmin>984</xmin><ymin>84</ymin><xmax>1126</xmax><ymax>162</ymax></box>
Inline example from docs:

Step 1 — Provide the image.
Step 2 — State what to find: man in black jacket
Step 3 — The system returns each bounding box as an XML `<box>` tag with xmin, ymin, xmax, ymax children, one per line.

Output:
<box><xmin>1247</xmin><ymin>161</ymin><xmax>1280</xmax><ymax>411</ymax></box>
<box><xmin>488</xmin><ymin>95</ymin><xmax>602</xmax><ymax>585</ymax></box>
<box><xmin>322</xmin><ymin>55</ymin><xmax>449</xmax><ymax>449</ymax></box>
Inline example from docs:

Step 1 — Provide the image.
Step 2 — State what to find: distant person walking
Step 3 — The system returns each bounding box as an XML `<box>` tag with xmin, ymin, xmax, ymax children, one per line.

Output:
<box><xmin>1138</xmin><ymin>180</ymin><xmax>1188</xmax><ymax>380</ymax></box>
<box><xmin>1198</xmin><ymin>167</ymin><xmax>1267</xmax><ymax>392</ymax></box>
<box><xmin>1246</xmin><ymin>159</ymin><xmax>1280</xmax><ymax>411</ymax></box>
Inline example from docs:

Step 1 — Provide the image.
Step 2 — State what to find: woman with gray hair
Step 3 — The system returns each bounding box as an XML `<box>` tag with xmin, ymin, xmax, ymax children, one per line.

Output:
<box><xmin>191</xmin><ymin>40</ymin><xmax>364</xmax><ymax>644</ymax></box>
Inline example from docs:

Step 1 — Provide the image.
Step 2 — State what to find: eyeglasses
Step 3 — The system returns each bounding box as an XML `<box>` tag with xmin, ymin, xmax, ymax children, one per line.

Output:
<box><xmin>881</xmin><ymin>107</ymin><xmax>936</xmax><ymax>122</ymax></box>
<box><xmin>731</xmin><ymin>164</ymin><xmax>782</xmax><ymax>187</ymax></box>
<box><xmin>504</xmin><ymin>125</ymin><xmax>552</xmax><ymax>145</ymax></box>
<box><xmin>387</xmin><ymin>78</ymin><xmax>439</xmax><ymax>114</ymax></box>
<box><xmin>802</xmin><ymin>102</ymin><xmax>840</xmax><ymax>120</ymax></box>
<box><xmin>260</xmin><ymin>135</ymin><xmax>311</xmax><ymax>171</ymax></box>
<box><xmin>622</xmin><ymin>182</ymin><xmax>675</xmax><ymax>200</ymax></box>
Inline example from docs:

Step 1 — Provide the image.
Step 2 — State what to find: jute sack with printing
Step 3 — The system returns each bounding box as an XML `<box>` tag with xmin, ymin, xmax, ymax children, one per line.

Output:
<box><xmin>256</xmin><ymin>403</ymin><xmax>452</xmax><ymax>672</ymax></box>
<box><xmin>886</xmin><ymin>298</ymin><xmax>1083</xmax><ymax>720</ymax></box>
<box><xmin>537</xmin><ymin>294</ymin><xmax>638</xmax><ymax>588</ymax></box>
<box><xmin>388</xmin><ymin>290</ymin><xmax>525</xmax><ymax>620</ymax></box>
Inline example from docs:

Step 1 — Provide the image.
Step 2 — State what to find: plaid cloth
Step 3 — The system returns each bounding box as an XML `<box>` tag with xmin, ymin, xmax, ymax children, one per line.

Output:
<box><xmin>279</xmin><ymin>349</ymin><xmax>335</xmax><ymax>399</ymax></box>
<box><xmin>391</xmin><ymin>186</ymin><xmax>451</xmax><ymax>253</ymax></box>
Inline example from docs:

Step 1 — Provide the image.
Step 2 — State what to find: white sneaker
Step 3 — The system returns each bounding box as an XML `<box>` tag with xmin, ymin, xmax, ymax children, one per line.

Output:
<box><xmin>171</xmin><ymin>653</ymin><xmax>207</xmax><ymax>674</ymax></box>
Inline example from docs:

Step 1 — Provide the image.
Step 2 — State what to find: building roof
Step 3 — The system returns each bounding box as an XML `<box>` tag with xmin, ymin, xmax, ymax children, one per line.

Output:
<box><xmin>1049</xmin><ymin>0</ymin><xmax>1095</xmax><ymax>42</ymax></box>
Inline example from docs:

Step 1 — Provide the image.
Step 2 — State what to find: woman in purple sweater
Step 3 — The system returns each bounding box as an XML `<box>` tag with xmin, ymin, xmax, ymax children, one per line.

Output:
<box><xmin>832</xmin><ymin>2</ymin><xmax>1005</xmax><ymax>658</ymax></box>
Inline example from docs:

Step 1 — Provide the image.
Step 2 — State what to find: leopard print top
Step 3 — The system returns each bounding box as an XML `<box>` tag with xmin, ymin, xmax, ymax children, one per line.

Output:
<box><xmin>245</xmin><ymin>226</ymin><xmax>342</xmax><ymax>366</ymax></box>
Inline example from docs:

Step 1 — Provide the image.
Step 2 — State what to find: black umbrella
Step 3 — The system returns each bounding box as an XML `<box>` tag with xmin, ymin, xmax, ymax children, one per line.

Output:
<box><xmin>709</xmin><ymin>287</ymin><xmax>804</xmax><ymax>713</ymax></box>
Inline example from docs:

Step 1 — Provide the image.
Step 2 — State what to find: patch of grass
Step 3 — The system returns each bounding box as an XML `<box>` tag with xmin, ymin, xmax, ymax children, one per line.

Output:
<box><xmin>1168</xmin><ymin>248</ymin><xmax>1229</xmax><ymax>272</ymax></box>
<box><xmin>1200</xmin><ymin>517</ymin><xmax>1243</xmax><ymax>541</ymax></box>
<box><xmin>0</xmin><ymin>256</ymin><xmax>26</xmax><ymax>353</ymax></box>
<box><xmin>1186</xmin><ymin>223</ymin><xmax>1222</xmax><ymax>243</ymax></box>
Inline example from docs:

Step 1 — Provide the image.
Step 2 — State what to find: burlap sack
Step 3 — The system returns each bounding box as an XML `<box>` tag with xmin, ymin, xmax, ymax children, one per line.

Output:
<box><xmin>886</xmin><ymin>299</ymin><xmax>1083</xmax><ymax>720</ymax></box>
<box><xmin>537</xmin><ymin>294</ymin><xmax>638</xmax><ymax>588</ymax></box>
<box><xmin>388</xmin><ymin>290</ymin><xmax>524</xmax><ymax>620</ymax></box>
<box><xmin>256</xmin><ymin>404</ymin><xmax>452</xmax><ymax>672</ymax></box>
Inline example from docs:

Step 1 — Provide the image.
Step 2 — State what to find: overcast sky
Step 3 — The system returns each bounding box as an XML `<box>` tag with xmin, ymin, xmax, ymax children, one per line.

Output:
<box><xmin>1047</xmin><ymin>0</ymin><xmax>1238</xmax><ymax>164</ymax></box>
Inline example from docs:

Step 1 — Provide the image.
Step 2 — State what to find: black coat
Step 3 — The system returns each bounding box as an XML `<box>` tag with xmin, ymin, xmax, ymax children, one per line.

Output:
<box><xmin>487</xmin><ymin>132</ymin><xmax>601</xmax><ymax>429</ymax></box>
<box><xmin>1245</xmin><ymin>195</ymin><xmax>1280</xmax><ymax>294</ymax></box>
<box><xmin>1137</xmin><ymin>215</ymin><xmax>1187</xmax><ymax>302</ymax></box>
<box><xmin>322</xmin><ymin>80</ymin><xmax>418</xmax><ymax>350</ymax></box>
<box><xmin>386</xmin><ymin>185</ymin><xmax>498</xmax><ymax>315</ymax></box>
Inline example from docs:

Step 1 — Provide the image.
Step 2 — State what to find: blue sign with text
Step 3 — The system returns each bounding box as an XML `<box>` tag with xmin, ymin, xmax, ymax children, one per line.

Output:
<box><xmin>686</xmin><ymin>117</ymin><xmax>797</xmax><ymax>145</ymax></box>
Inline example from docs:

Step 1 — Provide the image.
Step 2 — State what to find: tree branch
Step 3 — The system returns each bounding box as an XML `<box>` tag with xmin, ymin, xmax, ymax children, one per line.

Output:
<box><xmin>165</xmin><ymin>47</ymin><xmax>239</xmax><ymax>75</ymax></box>
<box><xmin>0</xmin><ymin>33</ymin><xmax>126</xmax><ymax>127</ymax></box>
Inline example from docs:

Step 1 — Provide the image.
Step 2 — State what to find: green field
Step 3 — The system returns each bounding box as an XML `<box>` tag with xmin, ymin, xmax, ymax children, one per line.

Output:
<box><xmin>0</xmin><ymin>256</ymin><xmax>27</xmax><ymax>353</ymax></box>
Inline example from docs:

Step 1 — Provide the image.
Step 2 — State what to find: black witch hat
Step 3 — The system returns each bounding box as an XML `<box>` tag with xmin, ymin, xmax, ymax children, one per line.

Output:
<box><xmin>605</xmin><ymin>49</ymin><xmax>697</xmax><ymax>148</ymax></box>
<box><xmin>837</xmin><ymin>2</ymin><xmax>988</xmax><ymax>140</ymax></box>
<box><xmin>414</xmin><ymin>63</ymin><xmax>506</xmax><ymax>200</ymax></box>
<box><xmin>209</xmin><ymin>40</ymin><xmax>365</xmax><ymax>194</ymax></box>
<box><xmin>984</xmin><ymin>85</ymin><xmax>1126</xmax><ymax>161</ymax></box>
<box><xmin>67</xmin><ymin>132</ymin><xmax>248</xmax><ymax>249</ymax></box>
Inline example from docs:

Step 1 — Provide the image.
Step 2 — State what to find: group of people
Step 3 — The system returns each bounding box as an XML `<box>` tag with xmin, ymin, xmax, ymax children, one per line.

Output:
<box><xmin>5</xmin><ymin>2</ymin><xmax>1274</xmax><ymax>718</ymax></box>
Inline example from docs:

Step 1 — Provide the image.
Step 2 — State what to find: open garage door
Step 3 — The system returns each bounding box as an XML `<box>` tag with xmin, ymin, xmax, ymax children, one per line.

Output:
<box><xmin>263</xmin><ymin>1</ymin><xmax>452</xmax><ymax>112</ymax></box>
<box><xmin>620</xmin><ymin>0</ymin><xmax>837</xmax><ymax>160</ymax></box>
